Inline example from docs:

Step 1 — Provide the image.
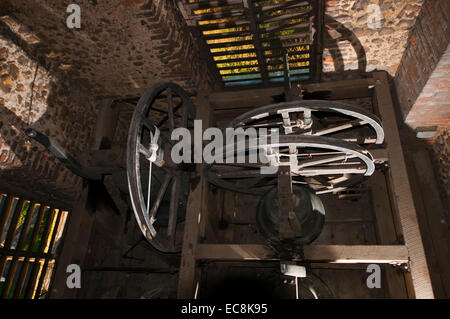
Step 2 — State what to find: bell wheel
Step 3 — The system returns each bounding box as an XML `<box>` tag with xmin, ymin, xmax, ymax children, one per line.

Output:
<box><xmin>230</xmin><ymin>100</ymin><xmax>384</xmax><ymax>145</ymax></box>
<box><xmin>204</xmin><ymin>135</ymin><xmax>375</xmax><ymax>196</ymax></box>
<box><xmin>127</xmin><ymin>82</ymin><xmax>195</xmax><ymax>253</ymax></box>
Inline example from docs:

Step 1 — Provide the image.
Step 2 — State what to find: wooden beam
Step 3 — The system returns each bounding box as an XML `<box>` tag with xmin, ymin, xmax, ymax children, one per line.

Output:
<box><xmin>0</xmin><ymin>248</ymin><xmax>54</xmax><ymax>261</ymax></box>
<box><xmin>211</xmin><ymin>77</ymin><xmax>375</xmax><ymax>110</ymax></box>
<box><xmin>312</xmin><ymin>0</ymin><xmax>325</xmax><ymax>81</ymax></box>
<box><xmin>410</xmin><ymin>150</ymin><xmax>450</xmax><ymax>297</ymax></box>
<box><xmin>91</xmin><ymin>99</ymin><xmax>118</xmax><ymax>150</ymax></box>
<box><xmin>243</xmin><ymin>0</ymin><xmax>269</xmax><ymax>86</ymax></box>
<box><xmin>195</xmin><ymin>244</ymin><xmax>409</xmax><ymax>264</ymax></box>
<box><xmin>177</xmin><ymin>93</ymin><xmax>212</xmax><ymax>299</ymax></box>
<box><xmin>370</xmin><ymin>148</ymin><xmax>388</xmax><ymax>162</ymax></box>
<box><xmin>222</xmin><ymin>190</ymin><xmax>236</xmax><ymax>243</ymax></box>
<box><xmin>48</xmin><ymin>188</ymin><xmax>95</xmax><ymax>298</ymax></box>
<box><xmin>307</xmin><ymin>77</ymin><xmax>375</xmax><ymax>90</ymax></box>
<box><xmin>89</xmin><ymin>146</ymin><xmax>125</xmax><ymax>169</ymax></box>
<box><xmin>192</xmin><ymin>27</ymin><xmax>224</xmax><ymax>90</ymax></box>
<box><xmin>369</xmin><ymin>171</ymin><xmax>408</xmax><ymax>298</ymax></box>
<box><xmin>373</xmin><ymin>71</ymin><xmax>433</xmax><ymax>298</ymax></box>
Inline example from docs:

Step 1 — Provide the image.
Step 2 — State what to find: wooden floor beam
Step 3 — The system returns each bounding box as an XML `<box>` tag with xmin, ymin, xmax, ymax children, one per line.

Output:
<box><xmin>195</xmin><ymin>244</ymin><xmax>409</xmax><ymax>264</ymax></box>
<box><xmin>373</xmin><ymin>71</ymin><xmax>434</xmax><ymax>298</ymax></box>
<box><xmin>369</xmin><ymin>171</ymin><xmax>408</xmax><ymax>298</ymax></box>
<box><xmin>177</xmin><ymin>92</ymin><xmax>212</xmax><ymax>299</ymax></box>
<box><xmin>211</xmin><ymin>78</ymin><xmax>375</xmax><ymax>110</ymax></box>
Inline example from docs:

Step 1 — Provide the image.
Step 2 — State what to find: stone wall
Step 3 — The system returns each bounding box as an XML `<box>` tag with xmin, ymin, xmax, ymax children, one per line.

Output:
<box><xmin>0</xmin><ymin>0</ymin><xmax>215</xmax><ymax>204</ymax></box>
<box><xmin>3</xmin><ymin>0</ymin><xmax>214</xmax><ymax>98</ymax></box>
<box><xmin>323</xmin><ymin>0</ymin><xmax>423</xmax><ymax>79</ymax></box>
<box><xmin>0</xmin><ymin>28</ymin><xmax>98</xmax><ymax>204</ymax></box>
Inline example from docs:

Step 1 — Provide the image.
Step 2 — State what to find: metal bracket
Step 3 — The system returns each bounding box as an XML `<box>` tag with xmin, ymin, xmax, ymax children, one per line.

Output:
<box><xmin>390</xmin><ymin>261</ymin><xmax>411</xmax><ymax>273</ymax></box>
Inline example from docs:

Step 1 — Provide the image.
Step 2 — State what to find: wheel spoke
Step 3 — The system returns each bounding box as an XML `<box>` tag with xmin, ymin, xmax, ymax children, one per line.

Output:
<box><xmin>296</xmin><ymin>167</ymin><xmax>367</xmax><ymax>176</ymax></box>
<box><xmin>157</xmin><ymin>101</ymin><xmax>183</xmax><ymax>127</ymax></box>
<box><xmin>159</xmin><ymin>130</ymin><xmax>175</xmax><ymax>147</ymax></box>
<box><xmin>142</xmin><ymin>117</ymin><xmax>153</xmax><ymax>130</ymax></box>
<box><xmin>150</xmin><ymin>105</ymin><xmax>170</xmax><ymax>115</ymax></box>
<box><xmin>313</xmin><ymin>119</ymin><xmax>365</xmax><ymax>136</ymax></box>
<box><xmin>215</xmin><ymin>169</ymin><xmax>273</xmax><ymax>179</ymax></box>
<box><xmin>342</xmin><ymin>137</ymin><xmax>377</xmax><ymax>144</ymax></box>
<box><xmin>167</xmin><ymin>173</ymin><xmax>182</xmax><ymax>240</ymax></box>
<box><xmin>167</xmin><ymin>88</ymin><xmax>175</xmax><ymax>133</ymax></box>
<box><xmin>146</xmin><ymin>160</ymin><xmax>153</xmax><ymax>216</ymax></box>
<box><xmin>215</xmin><ymin>162</ymin><xmax>262</xmax><ymax>169</ymax></box>
<box><xmin>242</xmin><ymin>121</ymin><xmax>283</xmax><ymax>128</ymax></box>
<box><xmin>149</xmin><ymin>173</ymin><xmax>172</xmax><ymax>223</ymax></box>
<box><xmin>299</xmin><ymin>154</ymin><xmax>357</xmax><ymax>168</ymax></box>
<box><xmin>138</xmin><ymin>143</ymin><xmax>152</xmax><ymax>159</ymax></box>
<box><xmin>182</xmin><ymin>99</ymin><xmax>189</xmax><ymax>128</ymax></box>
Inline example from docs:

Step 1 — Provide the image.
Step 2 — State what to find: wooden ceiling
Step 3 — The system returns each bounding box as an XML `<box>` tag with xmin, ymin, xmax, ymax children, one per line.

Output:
<box><xmin>177</xmin><ymin>0</ymin><xmax>323</xmax><ymax>88</ymax></box>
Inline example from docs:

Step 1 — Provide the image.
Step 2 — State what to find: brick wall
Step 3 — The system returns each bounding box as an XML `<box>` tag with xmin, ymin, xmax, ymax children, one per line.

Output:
<box><xmin>393</xmin><ymin>0</ymin><xmax>449</xmax><ymax>220</ymax></box>
<box><xmin>394</xmin><ymin>0</ymin><xmax>450</xmax><ymax>127</ymax></box>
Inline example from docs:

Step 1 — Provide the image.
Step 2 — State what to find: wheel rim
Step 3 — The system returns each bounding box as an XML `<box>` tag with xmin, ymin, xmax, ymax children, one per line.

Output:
<box><xmin>229</xmin><ymin>100</ymin><xmax>384</xmax><ymax>145</ymax></box>
<box><xmin>204</xmin><ymin>135</ymin><xmax>374</xmax><ymax>195</ymax></box>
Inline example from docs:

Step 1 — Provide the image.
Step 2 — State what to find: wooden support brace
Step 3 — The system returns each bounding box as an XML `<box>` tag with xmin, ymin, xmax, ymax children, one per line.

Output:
<box><xmin>373</xmin><ymin>71</ymin><xmax>433</xmax><ymax>298</ymax></box>
<box><xmin>177</xmin><ymin>92</ymin><xmax>212</xmax><ymax>299</ymax></box>
<box><xmin>195</xmin><ymin>244</ymin><xmax>409</xmax><ymax>264</ymax></box>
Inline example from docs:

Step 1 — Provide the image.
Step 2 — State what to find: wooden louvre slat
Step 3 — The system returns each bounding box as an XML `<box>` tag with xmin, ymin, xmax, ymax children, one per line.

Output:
<box><xmin>0</xmin><ymin>196</ymin><xmax>16</xmax><ymax>237</ymax></box>
<box><xmin>218</xmin><ymin>64</ymin><xmax>260</xmax><ymax>71</ymax></box>
<box><xmin>222</xmin><ymin>73</ymin><xmax>262</xmax><ymax>81</ymax></box>
<box><xmin>257</xmin><ymin>10</ymin><xmax>311</xmax><ymax>24</ymax></box>
<box><xmin>24</xmin><ymin>208</ymin><xmax>57</xmax><ymax>299</ymax></box>
<box><xmin>178</xmin><ymin>0</ymin><xmax>315</xmax><ymax>87</ymax></box>
<box><xmin>215</xmin><ymin>56</ymin><xmax>258</xmax><ymax>64</ymax></box>
<box><xmin>216</xmin><ymin>59</ymin><xmax>259</xmax><ymax>69</ymax></box>
<box><xmin>33</xmin><ymin>210</ymin><xmax>64</xmax><ymax>298</ymax></box>
<box><xmin>243</xmin><ymin>0</ymin><xmax>270</xmax><ymax>85</ymax></box>
<box><xmin>256</xmin><ymin>0</ymin><xmax>310</xmax><ymax>14</ymax></box>
<box><xmin>207</xmin><ymin>39</ymin><xmax>254</xmax><ymax>49</ymax></box>
<box><xmin>0</xmin><ymin>193</ymin><xmax>69</xmax><ymax>299</ymax></box>
<box><xmin>185</xmin><ymin>0</ymin><xmax>243</xmax><ymax>11</ymax></box>
<box><xmin>212</xmin><ymin>48</ymin><xmax>257</xmax><ymax>58</ymax></box>
<box><xmin>2</xmin><ymin>202</ymin><xmax>36</xmax><ymax>298</ymax></box>
<box><xmin>266</xmin><ymin>57</ymin><xmax>310</xmax><ymax>66</ymax></box>
<box><xmin>198</xmin><ymin>20</ymin><xmax>249</xmax><ymax>31</ymax></box>
<box><xmin>191</xmin><ymin>9</ymin><xmax>244</xmax><ymax>20</ymax></box>
<box><xmin>204</xmin><ymin>30</ymin><xmax>252</xmax><ymax>40</ymax></box>
<box><xmin>220</xmin><ymin>70</ymin><xmax>262</xmax><ymax>77</ymax></box>
<box><xmin>0</xmin><ymin>199</ymin><xmax>27</xmax><ymax>283</ymax></box>
<box><xmin>259</xmin><ymin>21</ymin><xmax>310</xmax><ymax>34</ymax></box>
